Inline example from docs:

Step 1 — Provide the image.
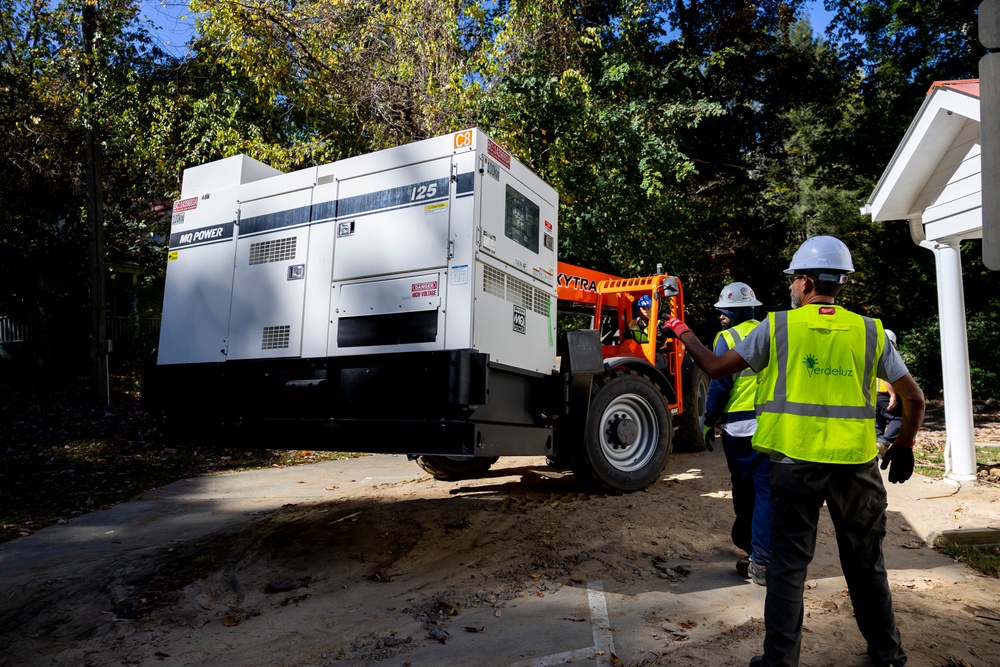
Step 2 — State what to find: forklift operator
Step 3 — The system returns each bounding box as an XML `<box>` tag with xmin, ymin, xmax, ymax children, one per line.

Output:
<box><xmin>629</xmin><ymin>295</ymin><xmax>654</xmax><ymax>343</ymax></box>
<box><xmin>629</xmin><ymin>295</ymin><xmax>669</xmax><ymax>346</ymax></box>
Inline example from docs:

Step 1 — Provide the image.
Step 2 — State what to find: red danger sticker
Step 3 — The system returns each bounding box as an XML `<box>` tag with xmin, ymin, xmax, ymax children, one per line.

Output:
<box><xmin>411</xmin><ymin>281</ymin><xmax>439</xmax><ymax>297</ymax></box>
<box><xmin>544</xmin><ymin>220</ymin><xmax>553</xmax><ymax>231</ymax></box>
<box><xmin>819</xmin><ymin>306</ymin><xmax>836</xmax><ymax>315</ymax></box>
<box><xmin>487</xmin><ymin>139</ymin><xmax>511</xmax><ymax>169</ymax></box>
<box><xmin>173</xmin><ymin>197</ymin><xmax>198</xmax><ymax>213</ymax></box>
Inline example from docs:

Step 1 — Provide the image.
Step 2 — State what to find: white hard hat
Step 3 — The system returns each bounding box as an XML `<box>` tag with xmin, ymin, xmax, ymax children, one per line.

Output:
<box><xmin>714</xmin><ymin>282</ymin><xmax>762</xmax><ymax>308</ymax></box>
<box><xmin>785</xmin><ymin>236</ymin><xmax>855</xmax><ymax>276</ymax></box>
<box><xmin>885</xmin><ymin>329</ymin><xmax>897</xmax><ymax>346</ymax></box>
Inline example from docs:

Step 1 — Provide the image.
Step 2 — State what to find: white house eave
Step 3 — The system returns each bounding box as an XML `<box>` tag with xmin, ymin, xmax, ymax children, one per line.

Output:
<box><xmin>865</xmin><ymin>87</ymin><xmax>981</xmax><ymax>222</ymax></box>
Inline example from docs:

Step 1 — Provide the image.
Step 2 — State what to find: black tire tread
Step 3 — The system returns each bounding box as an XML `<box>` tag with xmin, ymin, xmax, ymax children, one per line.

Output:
<box><xmin>414</xmin><ymin>455</ymin><xmax>499</xmax><ymax>481</ymax></box>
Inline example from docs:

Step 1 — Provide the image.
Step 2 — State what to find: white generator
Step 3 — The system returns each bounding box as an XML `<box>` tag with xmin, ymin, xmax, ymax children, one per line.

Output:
<box><xmin>159</xmin><ymin>129</ymin><xmax>558</xmax><ymax>373</ymax></box>
<box><xmin>155</xmin><ymin>130</ymin><xmax>565</xmax><ymax>457</ymax></box>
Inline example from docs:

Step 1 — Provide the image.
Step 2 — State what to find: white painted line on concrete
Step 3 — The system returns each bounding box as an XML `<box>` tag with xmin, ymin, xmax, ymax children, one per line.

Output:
<box><xmin>506</xmin><ymin>647</ymin><xmax>597</xmax><ymax>667</ymax></box>
<box><xmin>588</xmin><ymin>580</ymin><xmax>616</xmax><ymax>667</ymax></box>
<box><xmin>505</xmin><ymin>580</ymin><xmax>615</xmax><ymax>667</ymax></box>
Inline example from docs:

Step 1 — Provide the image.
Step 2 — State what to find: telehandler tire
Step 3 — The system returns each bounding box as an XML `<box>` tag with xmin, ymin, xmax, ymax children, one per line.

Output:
<box><xmin>673</xmin><ymin>355</ymin><xmax>710</xmax><ymax>452</ymax></box>
<box><xmin>575</xmin><ymin>369</ymin><xmax>672</xmax><ymax>492</ymax></box>
<box><xmin>414</xmin><ymin>455</ymin><xmax>499</xmax><ymax>480</ymax></box>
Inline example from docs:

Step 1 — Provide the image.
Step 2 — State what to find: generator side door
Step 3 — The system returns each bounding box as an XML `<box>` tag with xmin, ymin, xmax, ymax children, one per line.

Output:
<box><xmin>227</xmin><ymin>175</ymin><xmax>316</xmax><ymax>360</ymax></box>
<box><xmin>328</xmin><ymin>156</ymin><xmax>453</xmax><ymax>354</ymax></box>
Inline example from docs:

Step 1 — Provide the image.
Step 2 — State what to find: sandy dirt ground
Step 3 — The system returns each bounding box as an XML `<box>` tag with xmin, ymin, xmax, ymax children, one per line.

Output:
<box><xmin>1</xmin><ymin>410</ymin><xmax>999</xmax><ymax>667</ymax></box>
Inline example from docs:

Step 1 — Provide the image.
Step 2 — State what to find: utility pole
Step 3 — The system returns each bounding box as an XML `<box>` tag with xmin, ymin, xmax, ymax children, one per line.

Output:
<box><xmin>83</xmin><ymin>2</ymin><xmax>109</xmax><ymax>405</ymax></box>
<box><xmin>981</xmin><ymin>0</ymin><xmax>1000</xmax><ymax>270</ymax></box>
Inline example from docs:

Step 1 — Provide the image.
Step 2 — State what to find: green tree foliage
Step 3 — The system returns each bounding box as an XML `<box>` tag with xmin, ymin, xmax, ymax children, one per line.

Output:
<box><xmin>825</xmin><ymin>0</ymin><xmax>984</xmax><ymax>167</ymax></box>
<box><xmin>0</xmin><ymin>1</ymin><xmax>164</xmax><ymax>335</ymax></box>
<box><xmin>655</xmin><ymin>2</ymin><xmax>855</xmax><ymax>329</ymax></box>
<box><xmin>478</xmin><ymin>0</ymin><xmax>722</xmax><ymax>280</ymax></box>
<box><xmin>191</xmin><ymin>0</ymin><xmax>487</xmax><ymax>157</ymax></box>
<box><xmin>1</xmin><ymin>0</ymin><xmax>997</xmax><ymax>398</ymax></box>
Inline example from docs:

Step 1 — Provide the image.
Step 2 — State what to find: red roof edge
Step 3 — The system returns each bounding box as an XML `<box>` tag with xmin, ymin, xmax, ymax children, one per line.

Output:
<box><xmin>927</xmin><ymin>79</ymin><xmax>980</xmax><ymax>97</ymax></box>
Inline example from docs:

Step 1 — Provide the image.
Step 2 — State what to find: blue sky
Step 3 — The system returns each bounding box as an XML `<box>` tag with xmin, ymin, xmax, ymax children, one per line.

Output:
<box><xmin>140</xmin><ymin>0</ymin><xmax>839</xmax><ymax>60</ymax></box>
<box><xmin>139</xmin><ymin>0</ymin><xmax>197</xmax><ymax>58</ymax></box>
<box><xmin>807</xmin><ymin>0</ymin><xmax>836</xmax><ymax>34</ymax></box>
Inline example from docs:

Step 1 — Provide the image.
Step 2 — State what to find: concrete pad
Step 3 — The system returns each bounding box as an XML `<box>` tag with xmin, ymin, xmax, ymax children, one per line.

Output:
<box><xmin>881</xmin><ymin>466</ymin><xmax>1000</xmax><ymax>546</ymax></box>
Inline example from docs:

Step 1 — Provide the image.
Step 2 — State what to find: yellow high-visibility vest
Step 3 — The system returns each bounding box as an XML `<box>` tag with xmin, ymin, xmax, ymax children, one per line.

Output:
<box><xmin>712</xmin><ymin>319</ymin><xmax>760</xmax><ymax>415</ymax></box>
<box><xmin>629</xmin><ymin>318</ymin><xmax>649</xmax><ymax>343</ymax></box>
<box><xmin>752</xmin><ymin>305</ymin><xmax>885</xmax><ymax>463</ymax></box>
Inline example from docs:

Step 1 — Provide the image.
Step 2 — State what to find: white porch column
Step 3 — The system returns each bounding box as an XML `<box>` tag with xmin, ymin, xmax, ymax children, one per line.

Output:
<box><xmin>924</xmin><ymin>238</ymin><xmax>977</xmax><ymax>484</ymax></box>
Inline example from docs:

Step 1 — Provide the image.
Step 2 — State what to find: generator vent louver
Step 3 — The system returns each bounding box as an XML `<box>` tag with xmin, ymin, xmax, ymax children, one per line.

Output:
<box><xmin>483</xmin><ymin>264</ymin><xmax>550</xmax><ymax>317</ymax></box>
<box><xmin>261</xmin><ymin>325</ymin><xmax>291</xmax><ymax>350</ymax></box>
<box><xmin>249</xmin><ymin>237</ymin><xmax>297</xmax><ymax>266</ymax></box>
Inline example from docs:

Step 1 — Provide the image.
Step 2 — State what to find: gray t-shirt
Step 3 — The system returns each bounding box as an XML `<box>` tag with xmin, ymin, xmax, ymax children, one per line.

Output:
<box><xmin>734</xmin><ymin>316</ymin><xmax>908</xmax><ymax>383</ymax></box>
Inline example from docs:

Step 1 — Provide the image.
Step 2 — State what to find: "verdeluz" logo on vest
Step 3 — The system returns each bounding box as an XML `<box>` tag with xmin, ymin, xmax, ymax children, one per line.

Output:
<box><xmin>802</xmin><ymin>354</ymin><xmax>854</xmax><ymax>377</ymax></box>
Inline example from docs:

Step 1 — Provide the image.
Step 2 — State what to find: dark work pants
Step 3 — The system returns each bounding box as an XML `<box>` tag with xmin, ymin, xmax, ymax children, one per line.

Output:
<box><xmin>721</xmin><ymin>432</ymin><xmax>755</xmax><ymax>555</ymax></box>
<box><xmin>875</xmin><ymin>393</ymin><xmax>903</xmax><ymax>443</ymax></box>
<box><xmin>762</xmin><ymin>459</ymin><xmax>905</xmax><ymax>667</ymax></box>
<box><xmin>721</xmin><ymin>432</ymin><xmax>772</xmax><ymax>563</ymax></box>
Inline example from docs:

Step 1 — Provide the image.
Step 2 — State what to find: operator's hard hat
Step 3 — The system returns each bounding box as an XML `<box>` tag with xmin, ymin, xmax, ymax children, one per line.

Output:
<box><xmin>885</xmin><ymin>329</ymin><xmax>897</xmax><ymax>346</ymax></box>
<box><xmin>785</xmin><ymin>236</ymin><xmax>854</xmax><ymax>281</ymax></box>
<box><xmin>637</xmin><ymin>295</ymin><xmax>652</xmax><ymax>307</ymax></box>
<box><xmin>714</xmin><ymin>282</ymin><xmax>762</xmax><ymax>308</ymax></box>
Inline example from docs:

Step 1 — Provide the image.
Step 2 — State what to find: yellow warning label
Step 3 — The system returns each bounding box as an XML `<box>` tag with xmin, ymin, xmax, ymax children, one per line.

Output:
<box><xmin>424</xmin><ymin>202</ymin><xmax>448</xmax><ymax>214</ymax></box>
<box><xmin>168</xmin><ymin>251</ymin><xmax>179</xmax><ymax>261</ymax></box>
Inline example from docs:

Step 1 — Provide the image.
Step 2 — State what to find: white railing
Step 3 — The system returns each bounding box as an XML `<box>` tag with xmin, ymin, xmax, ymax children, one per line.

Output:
<box><xmin>106</xmin><ymin>317</ymin><xmax>161</xmax><ymax>341</ymax></box>
<box><xmin>0</xmin><ymin>315</ymin><xmax>160</xmax><ymax>343</ymax></box>
<box><xmin>0</xmin><ymin>315</ymin><xmax>40</xmax><ymax>343</ymax></box>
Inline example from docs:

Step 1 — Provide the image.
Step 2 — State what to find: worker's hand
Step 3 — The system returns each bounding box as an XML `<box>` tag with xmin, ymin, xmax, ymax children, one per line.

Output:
<box><xmin>662</xmin><ymin>317</ymin><xmax>691</xmax><ymax>338</ymax></box>
<box><xmin>703</xmin><ymin>425</ymin><xmax>716</xmax><ymax>451</ymax></box>
<box><xmin>879</xmin><ymin>442</ymin><xmax>914</xmax><ymax>484</ymax></box>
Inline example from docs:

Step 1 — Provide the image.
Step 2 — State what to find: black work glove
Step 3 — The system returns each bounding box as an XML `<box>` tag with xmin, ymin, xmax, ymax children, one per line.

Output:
<box><xmin>703</xmin><ymin>425</ymin><xmax>716</xmax><ymax>452</ymax></box>
<box><xmin>879</xmin><ymin>444</ymin><xmax>914</xmax><ymax>484</ymax></box>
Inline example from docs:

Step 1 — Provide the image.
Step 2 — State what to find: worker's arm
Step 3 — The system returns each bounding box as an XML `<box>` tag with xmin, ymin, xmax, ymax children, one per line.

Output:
<box><xmin>879</xmin><ymin>373</ymin><xmax>924</xmax><ymax>484</ymax></box>
<box><xmin>704</xmin><ymin>335</ymin><xmax>735</xmax><ymax>424</ymax></box>
<box><xmin>663</xmin><ymin>318</ymin><xmax>750</xmax><ymax>379</ymax></box>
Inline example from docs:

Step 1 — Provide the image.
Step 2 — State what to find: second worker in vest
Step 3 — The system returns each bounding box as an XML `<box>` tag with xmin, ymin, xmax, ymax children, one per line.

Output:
<box><xmin>875</xmin><ymin>329</ymin><xmax>904</xmax><ymax>447</ymax></box>
<box><xmin>661</xmin><ymin>236</ymin><xmax>924</xmax><ymax>667</ymax></box>
<box><xmin>705</xmin><ymin>282</ymin><xmax>772</xmax><ymax>585</ymax></box>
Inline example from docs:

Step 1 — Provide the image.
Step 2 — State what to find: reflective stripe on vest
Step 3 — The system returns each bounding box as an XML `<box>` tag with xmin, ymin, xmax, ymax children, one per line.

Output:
<box><xmin>713</xmin><ymin>320</ymin><xmax>759</xmax><ymax>416</ymax></box>
<box><xmin>752</xmin><ymin>307</ymin><xmax>883</xmax><ymax>463</ymax></box>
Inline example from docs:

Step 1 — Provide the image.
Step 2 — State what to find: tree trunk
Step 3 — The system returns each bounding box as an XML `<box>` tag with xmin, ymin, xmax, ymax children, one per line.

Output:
<box><xmin>83</xmin><ymin>3</ymin><xmax>108</xmax><ymax>406</ymax></box>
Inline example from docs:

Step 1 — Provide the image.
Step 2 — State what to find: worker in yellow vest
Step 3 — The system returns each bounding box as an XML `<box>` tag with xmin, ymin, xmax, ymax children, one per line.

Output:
<box><xmin>705</xmin><ymin>282</ymin><xmax>771</xmax><ymax>585</ymax></box>
<box><xmin>628</xmin><ymin>295</ymin><xmax>655</xmax><ymax>343</ymax></box>
<box><xmin>661</xmin><ymin>236</ymin><xmax>924</xmax><ymax>667</ymax></box>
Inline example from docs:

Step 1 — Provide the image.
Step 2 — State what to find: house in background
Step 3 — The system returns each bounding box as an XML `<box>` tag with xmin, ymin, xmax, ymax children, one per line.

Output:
<box><xmin>863</xmin><ymin>80</ymin><xmax>981</xmax><ymax>485</ymax></box>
